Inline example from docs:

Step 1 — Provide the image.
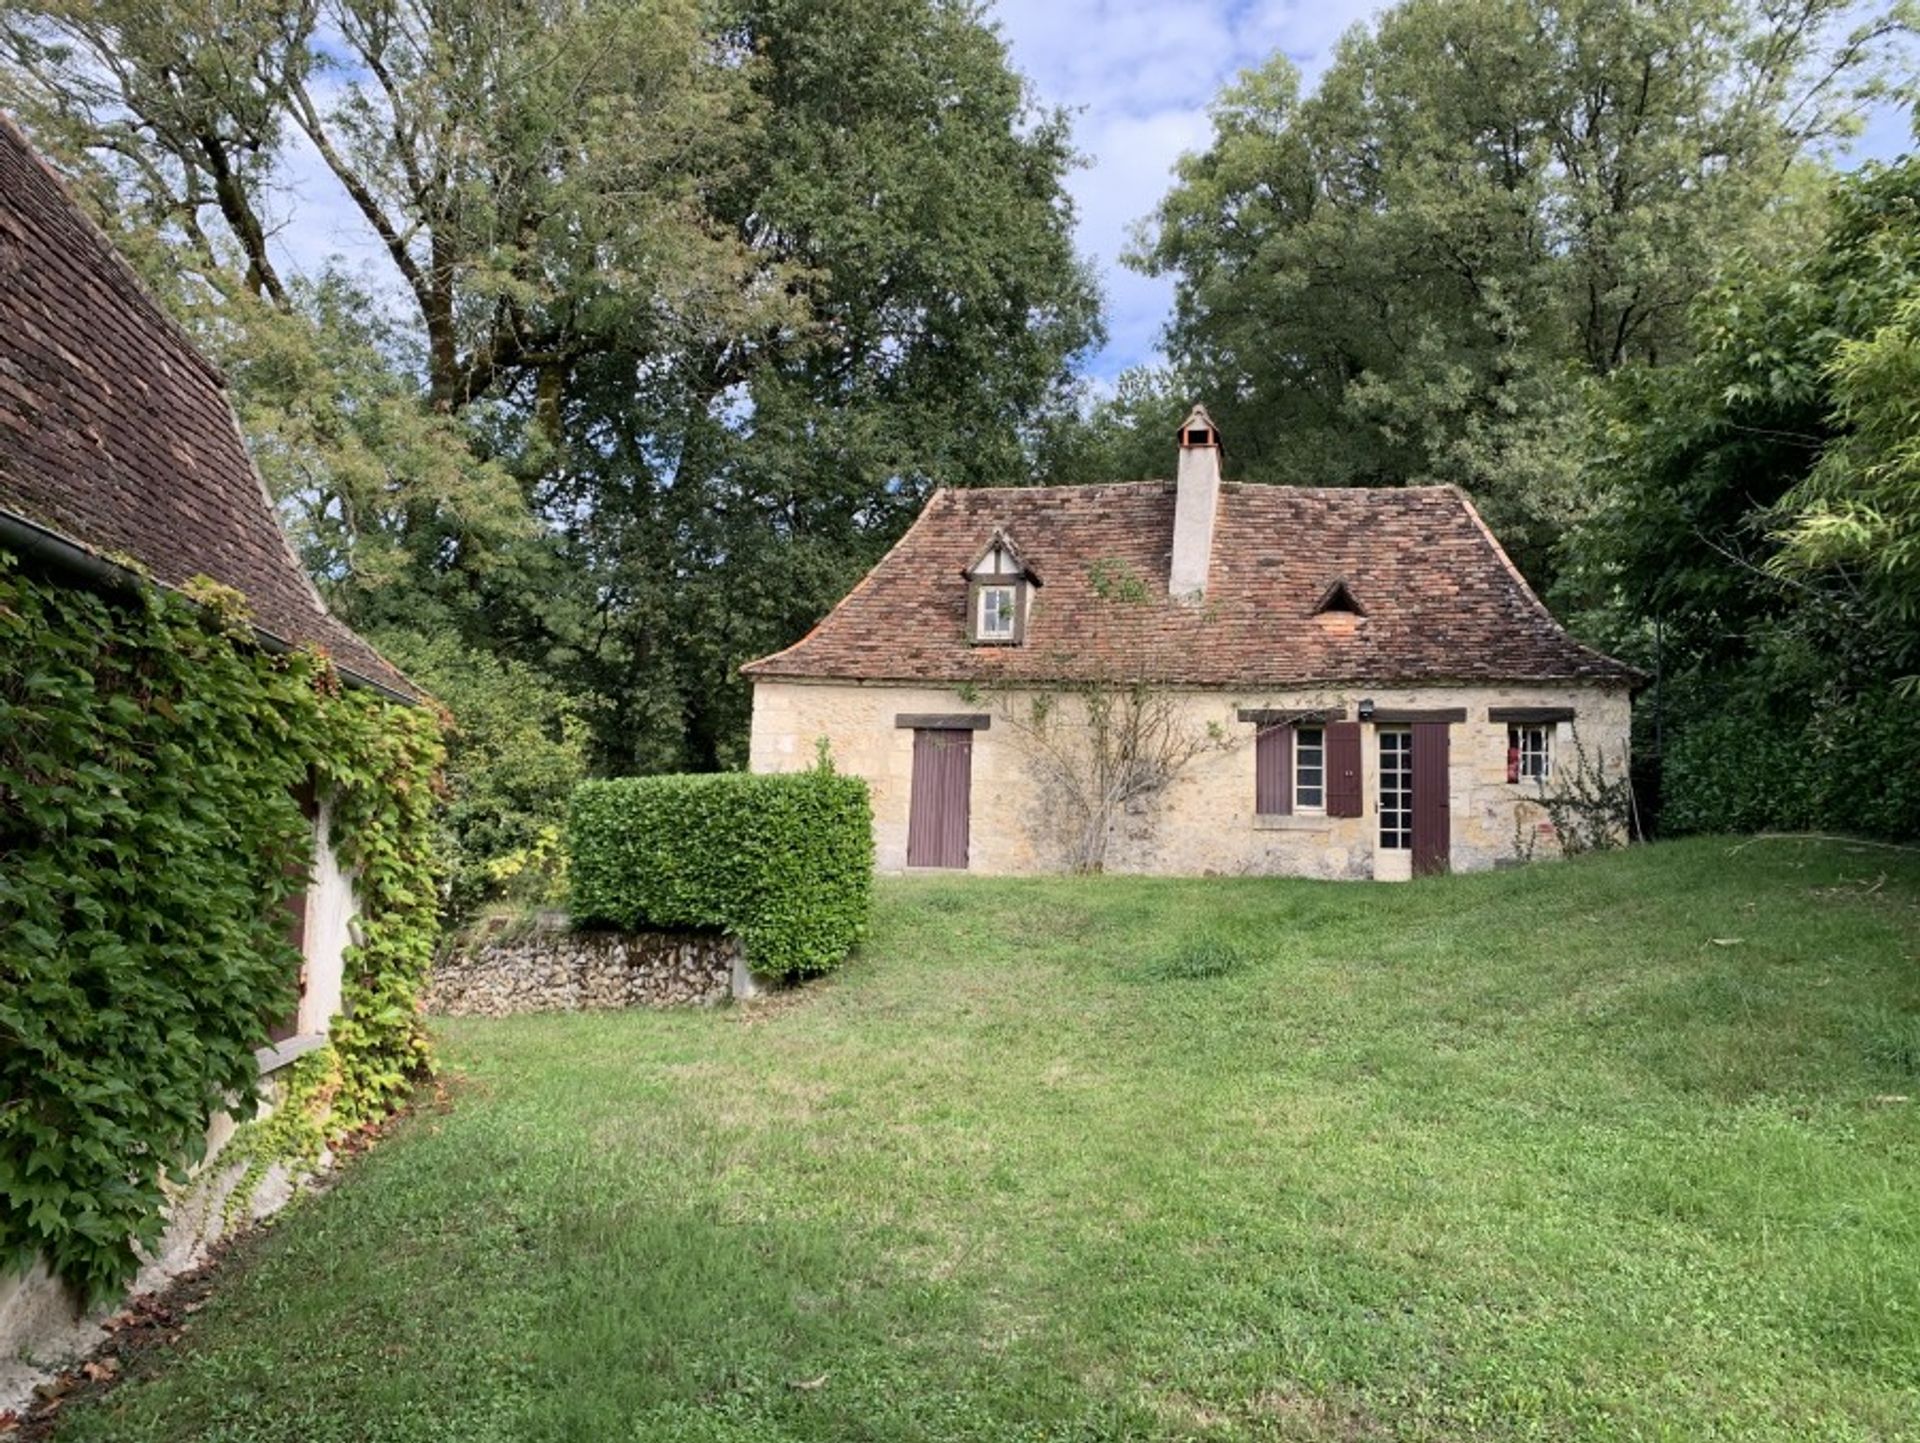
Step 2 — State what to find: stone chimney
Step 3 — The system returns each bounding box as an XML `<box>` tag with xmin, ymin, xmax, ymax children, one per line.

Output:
<box><xmin>1170</xmin><ymin>403</ymin><xmax>1221</xmax><ymax>600</ymax></box>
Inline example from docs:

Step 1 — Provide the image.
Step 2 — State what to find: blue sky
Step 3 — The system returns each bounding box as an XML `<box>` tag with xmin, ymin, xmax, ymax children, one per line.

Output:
<box><xmin>990</xmin><ymin>0</ymin><xmax>1376</xmax><ymax>383</ymax></box>
<box><xmin>270</xmin><ymin>1</ymin><xmax>1915</xmax><ymax>387</ymax></box>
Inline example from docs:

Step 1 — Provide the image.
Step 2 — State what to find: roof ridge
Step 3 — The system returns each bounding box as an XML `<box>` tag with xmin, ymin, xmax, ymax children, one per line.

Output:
<box><xmin>945</xmin><ymin>479</ymin><xmax>1486</xmax><ymax>501</ymax></box>
<box><xmin>946</xmin><ymin>479</ymin><xmax>1171</xmax><ymax>498</ymax></box>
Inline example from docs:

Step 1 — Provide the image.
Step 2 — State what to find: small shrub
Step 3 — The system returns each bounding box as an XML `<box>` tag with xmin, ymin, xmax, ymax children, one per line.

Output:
<box><xmin>568</xmin><ymin>770</ymin><xmax>873</xmax><ymax>979</ymax></box>
<box><xmin>376</xmin><ymin>631</ymin><xmax>589</xmax><ymax>923</ymax></box>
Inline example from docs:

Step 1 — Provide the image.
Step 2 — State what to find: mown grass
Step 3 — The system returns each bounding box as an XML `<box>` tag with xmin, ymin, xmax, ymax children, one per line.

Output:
<box><xmin>54</xmin><ymin>837</ymin><xmax>1920</xmax><ymax>1441</ymax></box>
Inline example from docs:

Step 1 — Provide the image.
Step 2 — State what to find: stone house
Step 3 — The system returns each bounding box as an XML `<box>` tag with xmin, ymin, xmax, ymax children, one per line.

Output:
<box><xmin>0</xmin><ymin>112</ymin><xmax>422</xmax><ymax>1059</ymax></box>
<box><xmin>745</xmin><ymin>407</ymin><xmax>1639</xmax><ymax>878</ymax></box>
<box><xmin>0</xmin><ymin>113</ymin><xmax>421</xmax><ymax>1390</ymax></box>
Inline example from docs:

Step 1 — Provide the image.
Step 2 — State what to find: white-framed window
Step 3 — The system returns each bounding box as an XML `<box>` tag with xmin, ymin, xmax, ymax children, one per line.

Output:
<box><xmin>1294</xmin><ymin>725</ymin><xmax>1325</xmax><ymax>811</ymax></box>
<box><xmin>1508</xmin><ymin>724</ymin><xmax>1552</xmax><ymax>783</ymax></box>
<box><xmin>1379</xmin><ymin>728</ymin><xmax>1412</xmax><ymax>850</ymax></box>
<box><xmin>976</xmin><ymin>583</ymin><xmax>1018</xmax><ymax>640</ymax></box>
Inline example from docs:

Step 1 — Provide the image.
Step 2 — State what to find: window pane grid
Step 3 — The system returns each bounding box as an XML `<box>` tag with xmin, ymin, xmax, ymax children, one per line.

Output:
<box><xmin>1295</xmin><ymin>726</ymin><xmax>1325</xmax><ymax>810</ymax></box>
<box><xmin>978</xmin><ymin>585</ymin><xmax>1016</xmax><ymax>638</ymax></box>
<box><xmin>1379</xmin><ymin>729</ymin><xmax>1412</xmax><ymax>850</ymax></box>
<box><xmin>1508</xmin><ymin>724</ymin><xmax>1551</xmax><ymax>781</ymax></box>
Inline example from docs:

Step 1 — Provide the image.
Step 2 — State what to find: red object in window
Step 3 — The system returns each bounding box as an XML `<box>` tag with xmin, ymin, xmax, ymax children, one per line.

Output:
<box><xmin>1506</xmin><ymin>745</ymin><xmax>1520</xmax><ymax>784</ymax></box>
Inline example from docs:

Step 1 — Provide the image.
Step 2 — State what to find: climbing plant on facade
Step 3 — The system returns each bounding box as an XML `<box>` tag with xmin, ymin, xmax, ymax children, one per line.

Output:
<box><xmin>0</xmin><ymin>558</ymin><xmax>444</xmax><ymax>1299</ymax></box>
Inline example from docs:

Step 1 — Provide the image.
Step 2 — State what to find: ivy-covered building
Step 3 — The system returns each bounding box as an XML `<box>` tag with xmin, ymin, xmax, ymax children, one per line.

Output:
<box><xmin>1</xmin><ymin>114</ymin><xmax>439</xmax><ymax>1398</ymax></box>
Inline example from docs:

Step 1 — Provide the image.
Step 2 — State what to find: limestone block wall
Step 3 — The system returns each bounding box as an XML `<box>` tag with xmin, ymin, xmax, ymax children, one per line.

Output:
<box><xmin>424</xmin><ymin>922</ymin><xmax>739</xmax><ymax>1017</ymax></box>
<box><xmin>0</xmin><ymin>1076</ymin><xmax>314</xmax><ymax>1413</ymax></box>
<box><xmin>749</xmin><ymin>679</ymin><xmax>1632</xmax><ymax>878</ymax></box>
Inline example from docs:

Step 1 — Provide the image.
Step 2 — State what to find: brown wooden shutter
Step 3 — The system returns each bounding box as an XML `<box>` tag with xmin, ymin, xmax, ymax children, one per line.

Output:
<box><xmin>1325</xmin><ymin>722</ymin><xmax>1363</xmax><ymax>817</ymax></box>
<box><xmin>907</xmin><ymin>729</ymin><xmax>972</xmax><ymax>868</ymax></box>
<box><xmin>1411</xmin><ymin>722</ymin><xmax>1450</xmax><ymax>876</ymax></box>
<box><xmin>1254</xmin><ymin>723</ymin><xmax>1292</xmax><ymax>815</ymax></box>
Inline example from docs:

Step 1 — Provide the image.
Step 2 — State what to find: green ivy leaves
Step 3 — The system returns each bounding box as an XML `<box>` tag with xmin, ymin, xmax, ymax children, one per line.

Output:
<box><xmin>0</xmin><ymin>562</ymin><xmax>444</xmax><ymax>1299</ymax></box>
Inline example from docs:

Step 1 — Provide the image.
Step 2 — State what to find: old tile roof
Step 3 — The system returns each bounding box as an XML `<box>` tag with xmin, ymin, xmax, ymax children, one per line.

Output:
<box><xmin>743</xmin><ymin>481</ymin><xmax>1640</xmax><ymax>689</ymax></box>
<box><xmin>0</xmin><ymin>114</ymin><xmax>418</xmax><ymax>701</ymax></box>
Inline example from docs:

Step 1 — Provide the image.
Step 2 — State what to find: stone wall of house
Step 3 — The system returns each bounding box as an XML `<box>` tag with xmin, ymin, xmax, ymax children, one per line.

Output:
<box><xmin>0</xmin><ymin>1078</ymin><xmax>315</xmax><ymax>1413</ymax></box>
<box><xmin>294</xmin><ymin>794</ymin><xmax>357</xmax><ymax>1035</ymax></box>
<box><xmin>423</xmin><ymin>922</ymin><xmax>740</xmax><ymax>1018</ymax></box>
<box><xmin>749</xmin><ymin>679</ymin><xmax>1633</xmax><ymax>878</ymax></box>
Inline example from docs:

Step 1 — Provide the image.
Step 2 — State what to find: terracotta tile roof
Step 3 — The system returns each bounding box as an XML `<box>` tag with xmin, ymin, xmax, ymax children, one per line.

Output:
<box><xmin>0</xmin><ymin>114</ymin><xmax>418</xmax><ymax>701</ymax></box>
<box><xmin>743</xmin><ymin>481</ymin><xmax>1640</xmax><ymax>689</ymax></box>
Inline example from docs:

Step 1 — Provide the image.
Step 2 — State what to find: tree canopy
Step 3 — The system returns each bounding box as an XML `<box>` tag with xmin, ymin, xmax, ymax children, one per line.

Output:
<box><xmin>2</xmin><ymin>0</ymin><xmax>1099</xmax><ymax>910</ymax></box>
<box><xmin>1130</xmin><ymin>0</ymin><xmax>1906</xmax><ymax>576</ymax></box>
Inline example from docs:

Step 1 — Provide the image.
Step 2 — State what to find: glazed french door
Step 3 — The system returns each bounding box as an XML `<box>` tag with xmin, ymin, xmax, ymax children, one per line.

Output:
<box><xmin>1377</xmin><ymin>723</ymin><xmax>1450</xmax><ymax>876</ymax></box>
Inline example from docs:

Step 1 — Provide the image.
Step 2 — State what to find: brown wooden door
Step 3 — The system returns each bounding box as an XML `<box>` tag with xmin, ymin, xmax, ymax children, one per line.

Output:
<box><xmin>1410</xmin><ymin>722</ymin><xmax>1450</xmax><ymax>877</ymax></box>
<box><xmin>907</xmin><ymin>728</ymin><xmax>972</xmax><ymax>868</ymax></box>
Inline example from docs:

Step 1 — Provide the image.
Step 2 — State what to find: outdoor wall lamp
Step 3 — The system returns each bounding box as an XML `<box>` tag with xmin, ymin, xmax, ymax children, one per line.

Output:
<box><xmin>1358</xmin><ymin>698</ymin><xmax>1376</xmax><ymax>721</ymax></box>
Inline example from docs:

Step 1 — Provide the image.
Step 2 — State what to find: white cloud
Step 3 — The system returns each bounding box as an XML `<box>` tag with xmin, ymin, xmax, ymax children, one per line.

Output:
<box><xmin>990</xmin><ymin>0</ymin><xmax>1388</xmax><ymax>378</ymax></box>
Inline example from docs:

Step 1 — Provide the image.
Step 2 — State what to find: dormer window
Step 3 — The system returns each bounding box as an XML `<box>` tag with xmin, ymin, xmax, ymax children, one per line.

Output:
<box><xmin>977</xmin><ymin>584</ymin><xmax>1018</xmax><ymax>640</ymax></box>
<box><xmin>962</xmin><ymin>528</ymin><xmax>1039</xmax><ymax>645</ymax></box>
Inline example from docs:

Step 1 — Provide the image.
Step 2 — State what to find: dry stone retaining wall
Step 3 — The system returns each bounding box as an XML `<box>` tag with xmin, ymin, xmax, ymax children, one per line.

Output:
<box><xmin>424</xmin><ymin>920</ymin><xmax>740</xmax><ymax>1017</ymax></box>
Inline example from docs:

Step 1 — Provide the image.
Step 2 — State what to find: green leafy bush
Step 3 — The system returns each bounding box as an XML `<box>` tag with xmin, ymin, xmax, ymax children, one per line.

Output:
<box><xmin>0</xmin><ymin>563</ymin><xmax>443</xmax><ymax>1299</ymax></box>
<box><xmin>568</xmin><ymin>771</ymin><xmax>873</xmax><ymax>979</ymax></box>
<box><xmin>376</xmin><ymin>630</ymin><xmax>589</xmax><ymax>923</ymax></box>
<box><xmin>1661</xmin><ymin>692</ymin><xmax>1920</xmax><ymax>841</ymax></box>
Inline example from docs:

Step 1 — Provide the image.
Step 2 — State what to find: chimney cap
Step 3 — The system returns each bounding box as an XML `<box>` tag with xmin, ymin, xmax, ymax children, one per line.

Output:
<box><xmin>1178</xmin><ymin>403</ymin><xmax>1220</xmax><ymax>449</ymax></box>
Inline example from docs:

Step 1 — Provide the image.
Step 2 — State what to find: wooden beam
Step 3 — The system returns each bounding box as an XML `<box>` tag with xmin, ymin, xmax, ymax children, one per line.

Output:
<box><xmin>1488</xmin><ymin>706</ymin><xmax>1576</xmax><ymax>725</ymax></box>
<box><xmin>895</xmin><ymin>713</ymin><xmax>991</xmax><ymax>731</ymax></box>
<box><xmin>1236</xmin><ymin>706</ymin><xmax>1348</xmax><ymax>725</ymax></box>
<box><xmin>1369</xmin><ymin>707</ymin><xmax>1467</xmax><ymax>724</ymax></box>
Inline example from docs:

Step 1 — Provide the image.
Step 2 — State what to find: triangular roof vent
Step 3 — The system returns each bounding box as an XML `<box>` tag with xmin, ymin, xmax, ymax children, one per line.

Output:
<box><xmin>1312</xmin><ymin>579</ymin><xmax>1365</xmax><ymax>617</ymax></box>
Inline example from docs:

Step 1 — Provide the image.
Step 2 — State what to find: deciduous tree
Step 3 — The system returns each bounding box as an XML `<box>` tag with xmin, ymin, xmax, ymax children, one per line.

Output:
<box><xmin>1133</xmin><ymin>0</ymin><xmax>1905</xmax><ymax>578</ymax></box>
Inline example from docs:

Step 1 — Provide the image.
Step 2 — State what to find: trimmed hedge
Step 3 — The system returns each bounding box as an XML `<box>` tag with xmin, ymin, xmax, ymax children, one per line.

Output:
<box><xmin>568</xmin><ymin>771</ymin><xmax>874</xmax><ymax>979</ymax></box>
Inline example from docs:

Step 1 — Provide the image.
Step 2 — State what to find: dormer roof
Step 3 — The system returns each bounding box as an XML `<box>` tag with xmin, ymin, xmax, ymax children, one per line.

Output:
<box><xmin>961</xmin><ymin>528</ymin><xmax>1041</xmax><ymax>585</ymax></box>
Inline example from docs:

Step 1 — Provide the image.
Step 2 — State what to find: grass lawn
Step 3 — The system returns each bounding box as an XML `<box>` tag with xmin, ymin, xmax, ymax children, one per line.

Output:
<box><xmin>52</xmin><ymin>837</ymin><xmax>1920</xmax><ymax>1442</ymax></box>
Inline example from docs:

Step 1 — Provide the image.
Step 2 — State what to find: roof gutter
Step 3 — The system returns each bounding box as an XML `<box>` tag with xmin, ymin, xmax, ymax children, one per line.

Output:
<box><xmin>0</xmin><ymin>508</ymin><xmax>417</xmax><ymax>707</ymax></box>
